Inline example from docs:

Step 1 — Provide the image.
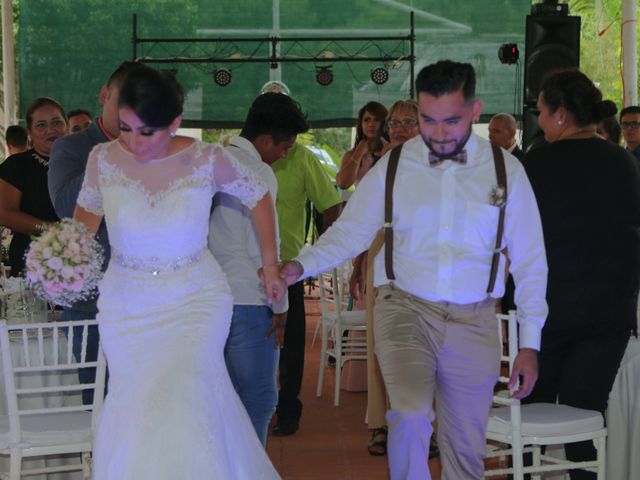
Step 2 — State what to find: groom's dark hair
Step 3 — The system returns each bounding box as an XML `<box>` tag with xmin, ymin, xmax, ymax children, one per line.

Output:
<box><xmin>415</xmin><ymin>60</ymin><xmax>476</xmax><ymax>101</ymax></box>
<box><xmin>241</xmin><ymin>93</ymin><xmax>309</xmax><ymax>144</ymax></box>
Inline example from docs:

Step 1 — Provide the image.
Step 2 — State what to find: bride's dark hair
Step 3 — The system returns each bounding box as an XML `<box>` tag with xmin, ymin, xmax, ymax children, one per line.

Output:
<box><xmin>118</xmin><ymin>64</ymin><xmax>184</xmax><ymax>128</ymax></box>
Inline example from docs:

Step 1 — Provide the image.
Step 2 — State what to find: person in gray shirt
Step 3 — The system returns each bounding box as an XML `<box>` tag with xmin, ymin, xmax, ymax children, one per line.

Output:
<box><xmin>209</xmin><ymin>92</ymin><xmax>308</xmax><ymax>445</ymax></box>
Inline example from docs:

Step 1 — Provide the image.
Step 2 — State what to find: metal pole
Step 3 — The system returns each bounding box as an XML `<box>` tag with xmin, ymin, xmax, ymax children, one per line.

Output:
<box><xmin>132</xmin><ymin>13</ymin><xmax>138</xmax><ymax>61</ymax></box>
<box><xmin>622</xmin><ymin>0</ymin><xmax>638</xmax><ymax>106</ymax></box>
<box><xmin>271</xmin><ymin>0</ymin><xmax>282</xmax><ymax>82</ymax></box>
<box><xmin>410</xmin><ymin>11</ymin><xmax>415</xmax><ymax>99</ymax></box>
<box><xmin>2</xmin><ymin>0</ymin><xmax>17</xmax><ymax>127</ymax></box>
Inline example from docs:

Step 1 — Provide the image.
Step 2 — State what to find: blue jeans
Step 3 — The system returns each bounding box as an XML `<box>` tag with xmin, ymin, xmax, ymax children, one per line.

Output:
<box><xmin>62</xmin><ymin>309</ymin><xmax>104</xmax><ymax>405</ymax></box>
<box><xmin>224</xmin><ymin>305</ymin><xmax>279</xmax><ymax>446</ymax></box>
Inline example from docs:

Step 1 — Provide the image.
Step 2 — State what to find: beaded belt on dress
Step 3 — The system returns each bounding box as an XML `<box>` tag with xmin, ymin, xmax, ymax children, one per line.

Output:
<box><xmin>111</xmin><ymin>248</ymin><xmax>206</xmax><ymax>276</ymax></box>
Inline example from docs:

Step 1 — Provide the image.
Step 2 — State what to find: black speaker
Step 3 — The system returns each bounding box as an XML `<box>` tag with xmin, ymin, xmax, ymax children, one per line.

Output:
<box><xmin>522</xmin><ymin>106</ymin><xmax>547</xmax><ymax>153</ymax></box>
<box><xmin>524</xmin><ymin>15</ymin><xmax>580</xmax><ymax>105</ymax></box>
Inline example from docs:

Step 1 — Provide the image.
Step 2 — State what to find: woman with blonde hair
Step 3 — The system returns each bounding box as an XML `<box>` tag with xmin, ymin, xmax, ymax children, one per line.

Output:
<box><xmin>349</xmin><ymin>99</ymin><xmax>421</xmax><ymax>457</ymax></box>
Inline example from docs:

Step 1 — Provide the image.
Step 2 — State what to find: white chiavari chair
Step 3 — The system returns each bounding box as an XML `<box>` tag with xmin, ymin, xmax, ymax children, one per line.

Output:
<box><xmin>485</xmin><ymin>311</ymin><xmax>607</xmax><ymax>479</ymax></box>
<box><xmin>0</xmin><ymin>319</ymin><xmax>106</xmax><ymax>480</ymax></box>
<box><xmin>316</xmin><ymin>269</ymin><xmax>367</xmax><ymax>406</ymax></box>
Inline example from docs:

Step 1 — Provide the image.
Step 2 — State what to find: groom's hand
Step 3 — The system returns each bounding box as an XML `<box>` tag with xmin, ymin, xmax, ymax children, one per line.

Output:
<box><xmin>279</xmin><ymin>260</ymin><xmax>303</xmax><ymax>286</ymax></box>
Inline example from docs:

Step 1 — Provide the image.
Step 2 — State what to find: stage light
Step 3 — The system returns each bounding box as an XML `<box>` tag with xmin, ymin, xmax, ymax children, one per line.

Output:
<box><xmin>315</xmin><ymin>66</ymin><xmax>334</xmax><ymax>86</ymax></box>
<box><xmin>371</xmin><ymin>66</ymin><xmax>389</xmax><ymax>85</ymax></box>
<box><xmin>498</xmin><ymin>43</ymin><xmax>519</xmax><ymax>65</ymax></box>
<box><xmin>213</xmin><ymin>68</ymin><xmax>232</xmax><ymax>86</ymax></box>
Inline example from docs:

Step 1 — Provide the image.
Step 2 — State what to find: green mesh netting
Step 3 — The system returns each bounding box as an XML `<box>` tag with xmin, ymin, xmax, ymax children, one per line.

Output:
<box><xmin>19</xmin><ymin>0</ymin><xmax>529</xmax><ymax>127</ymax></box>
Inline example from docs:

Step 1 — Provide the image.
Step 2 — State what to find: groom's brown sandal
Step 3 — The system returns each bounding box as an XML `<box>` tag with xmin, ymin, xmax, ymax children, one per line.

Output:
<box><xmin>367</xmin><ymin>427</ymin><xmax>388</xmax><ymax>456</ymax></box>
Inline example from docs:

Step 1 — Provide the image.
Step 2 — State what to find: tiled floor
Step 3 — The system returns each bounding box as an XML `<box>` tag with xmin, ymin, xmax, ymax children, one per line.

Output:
<box><xmin>266</xmin><ymin>288</ymin><xmax>441</xmax><ymax>480</ymax></box>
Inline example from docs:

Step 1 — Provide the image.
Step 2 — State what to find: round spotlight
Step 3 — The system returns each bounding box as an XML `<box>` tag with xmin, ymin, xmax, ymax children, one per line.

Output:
<box><xmin>371</xmin><ymin>66</ymin><xmax>389</xmax><ymax>85</ymax></box>
<box><xmin>315</xmin><ymin>66</ymin><xmax>334</xmax><ymax>86</ymax></box>
<box><xmin>213</xmin><ymin>68</ymin><xmax>232</xmax><ymax>86</ymax></box>
<box><xmin>498</xmin><ymin>43</ymin><xmax>519</xmax><ymax>65</ymax></box>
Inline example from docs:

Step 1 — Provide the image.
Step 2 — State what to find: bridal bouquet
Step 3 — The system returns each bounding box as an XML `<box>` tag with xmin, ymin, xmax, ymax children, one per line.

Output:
<box><xmin>25</xmin><ymin>219</ymin><xmax>104</xmax><ymax>307</ymax></box>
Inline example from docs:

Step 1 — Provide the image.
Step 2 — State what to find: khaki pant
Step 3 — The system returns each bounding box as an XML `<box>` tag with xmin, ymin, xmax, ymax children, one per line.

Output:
<box><xmin>374</xmin><ymin>285</ymin><xmax>500</xmax><ymax>480</ymax></box>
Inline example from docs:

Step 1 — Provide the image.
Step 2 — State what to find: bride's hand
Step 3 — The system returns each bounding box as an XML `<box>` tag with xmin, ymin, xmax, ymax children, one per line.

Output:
<box><xmin>258</xmin><ymin>264</ymin><xmax>287</xmax><ymax>303</ymax></box>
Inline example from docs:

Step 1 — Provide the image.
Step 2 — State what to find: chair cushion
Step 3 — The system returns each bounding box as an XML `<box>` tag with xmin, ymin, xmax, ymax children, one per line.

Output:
<box><xmin>325</xmin><ymin>310</ymin><xmax>367</xmax><ymax>328</ymax></box>
<box><xmin>488</xmin><ymin>403</ymin><xmax>604</xmax><ymax>437</ymax></box>
<box><xmin>340</xmin><ymin>310</ymin><xmax>367</xmax><ymax>326</ymax></box>
<box><xmin>0</xmin><ymin>411</ymin><xmax>92</xmax><ymax>449</ymax></box>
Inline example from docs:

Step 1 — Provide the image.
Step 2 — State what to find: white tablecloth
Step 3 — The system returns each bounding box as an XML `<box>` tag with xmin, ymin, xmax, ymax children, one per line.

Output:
<box><xmin>0</xmin><ymin>320</ymin><xmax>82</xmax><ymax>480</ymax></box>
<box><xmin>606</xmin><ymin>336</ymin><xmax>640</xmax><ymax>480</ymax></box>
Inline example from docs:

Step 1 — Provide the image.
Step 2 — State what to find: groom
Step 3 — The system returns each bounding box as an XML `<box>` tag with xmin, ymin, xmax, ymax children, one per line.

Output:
<box><xmin>208</xmin><ymin>92</ymin><xmax>309</xmax><ymax>445</ymax></box>
<box><xmin>277</xmin><ymin>60</ymin><xmax>548</xmax><ymax>478</ymax></box>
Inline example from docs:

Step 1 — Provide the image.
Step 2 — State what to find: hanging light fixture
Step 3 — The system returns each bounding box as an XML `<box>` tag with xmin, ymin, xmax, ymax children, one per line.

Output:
<box><xmin>371</xmin><ymin>66</ymin><xmax>389</xmax><ymax>85</ymax></box>
<box><xmin>213</xmin><ymin>68</ymin><xmax>232</xmax><ymax>86</ymax></box>
<box><xmin>315</xmin><ymin>66</ymin><xmax>334</xmax><ymax>86</ymax></box>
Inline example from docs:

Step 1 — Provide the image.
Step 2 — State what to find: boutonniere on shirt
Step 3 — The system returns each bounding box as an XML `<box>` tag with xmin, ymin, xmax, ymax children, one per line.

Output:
<box><xmin>489</xmin><ymin>185</ymin><xmax>506</xmax><ymax>208</ymax></box>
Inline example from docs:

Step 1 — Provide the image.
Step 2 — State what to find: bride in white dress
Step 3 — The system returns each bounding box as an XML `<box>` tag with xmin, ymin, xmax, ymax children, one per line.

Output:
<box><xmin>73</xmin><ymin>65</ymin><xmax>283</xmax><ymax>479</ymax></box>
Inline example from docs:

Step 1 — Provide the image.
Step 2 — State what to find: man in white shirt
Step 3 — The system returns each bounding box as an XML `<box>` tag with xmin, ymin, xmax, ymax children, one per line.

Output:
<box><xmin>489</xmin><ymin>112</ymin><xmax>524</xmax><ymax>160</ymax></box>
<box><xmin>278</xmin><ymin>60</ymin><xmax>548</xmax><ymax>479</ymax></box>
<box><xmin>208</xmin><ymin>92</ymin><xmax>309</xmax><ymax>446</ymax></box>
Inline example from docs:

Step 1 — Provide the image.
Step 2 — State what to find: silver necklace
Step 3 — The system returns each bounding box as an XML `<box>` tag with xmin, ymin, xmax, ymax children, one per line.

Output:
<box><xmin>31</xmin><ymin>150</ymin><xmax>48</xmax><ymax>167</ymax></box>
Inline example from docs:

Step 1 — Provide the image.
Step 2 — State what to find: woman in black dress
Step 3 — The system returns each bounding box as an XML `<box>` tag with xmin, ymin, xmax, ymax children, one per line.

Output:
<box><xmin>523</xmin><ymin>70</ymin><xmax>640</xmax><ymax>480</ymax></box>
<box><xmin>0</xmin><ymin>97</ymin><xmax>66</xmax><ymax>275</ymax></box>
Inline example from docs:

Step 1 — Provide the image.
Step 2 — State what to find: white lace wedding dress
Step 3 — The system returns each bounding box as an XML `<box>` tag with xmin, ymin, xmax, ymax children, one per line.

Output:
<box><xmin>77</xmin><ymin>139</ymin><xmax>281</xmax><ymax>479</ymax></box>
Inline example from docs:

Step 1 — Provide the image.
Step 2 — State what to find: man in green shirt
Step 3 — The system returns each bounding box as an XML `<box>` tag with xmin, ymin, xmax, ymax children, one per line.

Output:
<box><xmin>272</xmin><ymin>138</ymin><xmax>342</xmax><ymax>436</ymax></box>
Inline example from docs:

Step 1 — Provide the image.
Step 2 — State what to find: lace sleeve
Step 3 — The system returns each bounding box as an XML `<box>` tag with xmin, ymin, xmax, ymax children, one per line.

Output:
<box><xmin>210</xmin><ymin>144</ymin><xmax>267</xmax><ymax>209</ymax></box>
<box><xmin>76</xmin><ymin>144</ymin><xmax>105</xmax><ymax>216</ymax></box>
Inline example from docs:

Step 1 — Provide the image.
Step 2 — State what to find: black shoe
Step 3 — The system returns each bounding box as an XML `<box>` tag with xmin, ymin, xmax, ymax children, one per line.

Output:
<box><xmin>272</xmin><ymin>418</ymin><xmax>299</xmax><ymax>437</ymax></box>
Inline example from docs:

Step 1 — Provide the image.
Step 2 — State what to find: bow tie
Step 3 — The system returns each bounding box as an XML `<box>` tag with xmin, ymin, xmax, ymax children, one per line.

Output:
<box><xmin>428</xmin><ymin>150</ymin><xmax>467</xmax><ymax>167</ymax></box>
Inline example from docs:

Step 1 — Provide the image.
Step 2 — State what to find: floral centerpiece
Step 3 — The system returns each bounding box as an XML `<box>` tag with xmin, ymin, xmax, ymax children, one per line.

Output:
<box><xmin>25</xmin><ymin>218</ymin><xmax>103</xmax><ymax>307</ymax></box>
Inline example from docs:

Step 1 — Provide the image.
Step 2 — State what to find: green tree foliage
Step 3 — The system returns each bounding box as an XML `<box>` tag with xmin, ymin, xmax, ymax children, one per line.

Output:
<box><xmin>17</xmin><ymin>0</ymin><xmax>201</xmax><ymax>120</ymax></box>
<box><xmin>567</xmin><ymin>0</ymin><xmax>639</xmax><ymax>110</ymax></box>
<box><xmin>309</xmin><ymin>128</ymin><xmax>351</xmax><ymax>159</ymax></box>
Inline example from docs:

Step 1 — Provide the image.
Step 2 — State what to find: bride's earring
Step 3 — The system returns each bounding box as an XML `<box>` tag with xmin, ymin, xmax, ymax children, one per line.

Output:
<box><xmin>170</xmin><ymin>131</ymin><xmax>176</xmax><ymax>137</ymax></box>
